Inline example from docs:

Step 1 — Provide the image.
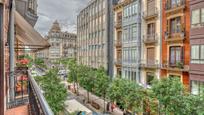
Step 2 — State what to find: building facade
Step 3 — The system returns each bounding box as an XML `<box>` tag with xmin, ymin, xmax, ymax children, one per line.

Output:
<box><xmin>0</xmin><ymin>0</ymin><xmax>10</xmax><ymax>114</ymax></box>
<box><xmin>113</xmin><ymin>0</ymin><xmax>129</xmax><ymax>77</ymax></box>
<box><xmin>140</xmin><ymin>0</ymin><xmax>161</xmax><ymax>87</ymax></box>
<box><xmin>77</xmin><ymin>0</ymin><xmax>116</xmax><ymax>77</ymax></box>
<box><xmin>161</xmin><ymin>0</ymin><xmax>190</xmax><ymax>87</ymax></box>
<box><xmin>190</xmin><ymin>0</ymin><xmax>204</xmax><ymax>95</ymax></box>
<box><xmin>44</xmin><ymin>20</ymin><xmax>77</xmax><ymax>64</ymax></box>
<box><xmin>121</xmin><ymin>0</ymin><xmax>141</xmax><ymax>83</ymax></box>
<box><xmin>16</xmin><ymin>0</ymin><xmax>38</xmax><ymax>26</ymax></box>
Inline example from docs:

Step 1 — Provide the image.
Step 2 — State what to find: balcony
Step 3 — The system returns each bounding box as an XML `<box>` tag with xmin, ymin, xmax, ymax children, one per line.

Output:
<box><xmin>165</xmin><ymin>31</ymin><xmax>185</xmax><ymax>43</ymax></box>
<box><xmin>115</xmin><ymin>59</ymin><xmax>122</xmax><ymax>67</ymax></box>
<box><xmin>165</xmin><ymin>0</ymin><xmax>186</xmax><ymax>14</ymax></box>
<box><xmin>162</xmin><ymin>61</ymin><xmax>189</xmax><ymax>72</ymax></box>
<box><xmin>25</xmin><ymin>9</ymin><xmax>38</xmax><ymax>27</ymax></box>
<box><xmin>114</xmin><ymin>40</ymin><xmax>122</xmax><ymax>48</ymax></box>
<box><xmin>7</xmin><ymin>69</ymin><xmax>53</xmax><ymax>115</ymax></box>
<box><xmin>143</xmin><ymin>8</ymin><xmax>158</xmax><ymax>21</ymax></box>
<box><xmin>143</xmin><ymin>34</ymin><xmax>158</xmax><ymax>45</ymax></box>
<box><xmin>140</xmin><ymin>60</ymin><xmax>160</xmax><ymax>69</ymax></box>
<box><xmin>114</xmin><ymin>20</ymin><xmax>122</xmax><ymax>29</ymax></box>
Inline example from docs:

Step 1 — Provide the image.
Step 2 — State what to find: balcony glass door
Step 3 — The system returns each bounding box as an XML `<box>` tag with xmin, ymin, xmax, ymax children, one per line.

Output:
<box><xmin>147</xmin><ymin>23</ymin><xmax>155</xmax><ymax>39</ymax></box>
<box><xmin>147</xmin><ymin>48</ymin><xmax>155</xmax><ymax>65</ymax></box>
<box><xmin>170</xmin><ymin>17</ymin><xmax>181</xmax><ymax>34</ymax></box>
<box><xmin>147</xmin><ymin>0</ymin><xmax>155</xmax><ymax>16</ymax></box>
<box><xmin>170</xmin><ymin>46</ymin><xmax>182</xmax><ymax>66</ymax></box>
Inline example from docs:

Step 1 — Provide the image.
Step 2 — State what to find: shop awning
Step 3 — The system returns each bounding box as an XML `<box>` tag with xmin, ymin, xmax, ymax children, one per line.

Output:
<box><xmin>14</xmin><ymin>11</ymin><xmax>50</xmax><ymax>52</ymax></box>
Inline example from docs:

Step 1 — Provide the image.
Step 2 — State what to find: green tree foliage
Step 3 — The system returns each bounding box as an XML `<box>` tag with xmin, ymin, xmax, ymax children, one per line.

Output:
<box><xmin>34</xmin><ymin>58</ymin><xmax>47</xmax><ymax>69</ymax></box>
<box><xmin>67</xmin><ymin>59</ymin><xmax>79</xmax><ymax>93</ymax></box>
<box><xmin>151</xmin><ymin>77</ymin><xmax>204</xmax><ymax>115</ymax></box>
<box><xmin>94</xmin><ymin>67</ymin><xmax>110</xmax><ymax>97</ymax></box>
<box><xmin>79</xmin><ymin>67</ymin><xmax>95</xmax><ymax>102</ymax></box>
<box><xmin>35</xmin><ymin>69</ymin><xmax>67</xmax><ymax>114</ymax></box>
<box><xmin>107</xmin><ymin>79</ymin><xmax>148</xmax><ymax>114</ymax></box>
<box><xmin>152</xmin><ymin>77</ymin><xmax>185</xmax><ymax>114</ymax></box>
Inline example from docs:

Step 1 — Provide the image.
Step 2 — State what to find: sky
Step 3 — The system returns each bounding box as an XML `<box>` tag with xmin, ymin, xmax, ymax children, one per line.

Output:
<box><xmin>35</xmin><ymin>0</ymin><xmax>90</xmax><ymax>36</ymax></box>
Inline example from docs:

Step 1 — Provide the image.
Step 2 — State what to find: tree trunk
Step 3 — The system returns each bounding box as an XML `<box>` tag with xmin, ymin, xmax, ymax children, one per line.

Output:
<box><xmin>87</xmin><ymin>91</ymin><xmax>90</xmax><ymax>103</ymax></box>
<box><xmin>104</xmin><ymin>93</ymin><xmax>106</xmax><ymax>113</ymax></box>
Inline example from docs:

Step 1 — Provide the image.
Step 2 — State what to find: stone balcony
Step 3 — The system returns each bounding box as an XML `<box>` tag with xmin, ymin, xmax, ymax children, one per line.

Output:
<box><xmin>165</xmin><ymin>31</ymin><xmax>185</xmax><ymax>43</ymax></box>
<box><xmin>143</xmin><ymin>34</ymin><xmax>158</xmax><ymax>45</ymax></box>
<box><xmin>114</xmin><ymin>20</ymin><xmax>122</xmax><ymax>29</ymax></box>
<box><xmin>162</xmin><ymin>61</ymin><xmax>189</xmax><ymax>72</ymax></box>
<box><xmin>140</xmin><ymin>60</ymin><xmax>160</xmax><ymax>69</ymax></box>
<box><xmin>143</xmin><ymin>8</ymin><xmax>158</xmax><ymax>21</ymax></box>
<box><xmin>114</xmin><ymin>40</ymin><xmax>122</xmax><ymax>48</ymax></box>
<box><xmin>115</xmin><ymin>59</ymin><xmax>122</xmax><ymax>67</ymax></box>
<box><xmin>165</xmin><ymin>0</ymin><xmax>186</xmax><ymax>15</ymax></box>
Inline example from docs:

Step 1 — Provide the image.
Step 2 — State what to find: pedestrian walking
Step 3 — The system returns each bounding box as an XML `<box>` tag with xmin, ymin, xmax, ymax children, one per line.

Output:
<box><xmin>111</xmin><ymin>103</ymin><xmax>115</xmax><ymax>112</ymax></box>
<box><xmin>107</xmin><ymin>102</ymin><xmax>110</xmax><ymax>112</ymax></box>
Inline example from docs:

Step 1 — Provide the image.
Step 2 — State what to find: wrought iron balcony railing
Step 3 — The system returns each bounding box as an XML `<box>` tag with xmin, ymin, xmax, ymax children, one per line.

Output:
<box><xmin>162</xmin><ymin>60</ymin><xmax>189</xmax><ymax>72</ymax></box>
<box><xmin>115</xmin><ymin>20</ymin><xmax>122</xmax><ymax>29</ymax></box>
<box><xmin>143</xmin><ymin>34</ymin><xmax>158</xmax><ymax>44</ymax></box>
<box><xmin>115</xmin><ymin>59</ymin><xmax>122</xmax><ymax>66</ymax></box>
<box><xmin>8</xmin><ymin>68</ymin><xmax>53</xmax><ymax>115</ymax></box>
<box><xmin>28</xmin><ymin>71</ymin><xmax>54</xmax><ymax>115</ymax></box>
<box><xmin>114</xmin><ymin>40</ymin><xmax>122</xmax><ymax>47</ymax></box>
<box><xmin>140</xmin><ymin>60</ymin><xmax>160</xmax><ymax>69</ymax></box>
<box><xmin>165</xmin><ymin>31</ymin><xmax>185</xmax><ymax>42</ymax></box>
<box><xmin>143</xmin><ymin>8</ymin><xmax>158</xmax><ymax>20</ymax></box>
<box><xmin>165</xmin><ymin>0</ymin><xmax>186</xmax><ymax>11</ymax></box>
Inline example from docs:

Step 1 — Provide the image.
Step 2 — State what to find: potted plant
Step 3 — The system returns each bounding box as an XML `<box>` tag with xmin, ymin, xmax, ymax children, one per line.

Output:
<box><xmin>176</xmin><ymin>62</ymin><xmax>184</xmax><ymax>69</ymax></box>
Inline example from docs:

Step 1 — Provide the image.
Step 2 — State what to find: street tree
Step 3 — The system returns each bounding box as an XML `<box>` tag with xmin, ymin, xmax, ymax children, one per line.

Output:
<box><xmin>79</xmin><ymin>67</ymin><xmax>95</xmax><ymax>103</ymax></box>
<box><xmin>151</xmin><ymin>77</ymin><xmax>190</xmax><ymax>114</ymax></box>
<box><xmin>35</xmin><ymin>69</ymin><xmax>67</xmax><ymax>114</ymax></box>
<box><xmin>94</xmin><ymin>67</ymin><xmax>110</xmax><ymax>112</ymax></box>
<box><xmin>67</xmin><ymin>59</ymin><xmax>78</xmax><ymax>93</ymax></box>
<box><xmin>107</xmin><ymin>78</ymin><xmax>129</xmax><ymax>110</ymax></box>
<box><xmin>123</xmin><ymin>81</ymin><xmax>145</xmax><ymax>114</ymax></box>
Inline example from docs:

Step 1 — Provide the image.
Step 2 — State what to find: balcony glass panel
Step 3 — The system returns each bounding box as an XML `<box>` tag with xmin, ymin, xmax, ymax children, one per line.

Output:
<box><xmin>170</xmin><ymin>17</ymin><xmax>181</xmax><ymax>34</ymax></box>
<box><xmin>170</xmin><ymin>46</ymin><xmax>182</xmax><ymax>66</ymax></box>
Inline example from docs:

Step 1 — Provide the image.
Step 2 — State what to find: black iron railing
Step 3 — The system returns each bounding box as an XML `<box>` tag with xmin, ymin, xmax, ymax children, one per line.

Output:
<box><xmin>7</xmin><ymin>69</ymin><xmax>53</xmax><ymax>115</ymax></box>
<box><xmin>28</xmin><ymin>71</ymin><xmax>54</xmax><ymax>115</ymax></box>
<box><xmin>165</xmin><ymin>0</ymin><xmax>186</xmax><ymax>10</ymax></box>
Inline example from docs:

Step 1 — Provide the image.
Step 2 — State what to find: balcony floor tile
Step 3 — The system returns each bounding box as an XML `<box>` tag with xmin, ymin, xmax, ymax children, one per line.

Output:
<box><xmin>6</xmin><ymin>105</ymin><xmax>29</xmax><ymax>115</ymax></box>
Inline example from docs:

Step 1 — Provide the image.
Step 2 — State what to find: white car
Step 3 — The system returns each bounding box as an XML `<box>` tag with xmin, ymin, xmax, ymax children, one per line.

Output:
<box><xmin>58</xmin><ymin>70</ymin><xmax>67</xmax><ymax>75</ymax></box>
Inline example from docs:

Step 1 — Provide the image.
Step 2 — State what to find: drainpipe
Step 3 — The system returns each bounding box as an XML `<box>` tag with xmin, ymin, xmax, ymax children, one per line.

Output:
<box><xmin>8</xmin><ymin>0</ymin><xmax>15</xmax><ymax>103</ymax></box>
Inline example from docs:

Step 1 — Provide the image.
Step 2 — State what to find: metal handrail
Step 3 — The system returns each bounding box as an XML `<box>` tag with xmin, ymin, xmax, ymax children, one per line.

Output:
<box><xmin>143</xmin><ymin>34</ymin><xmax>158</xmax><ymax>42</ymax></box>
<box><xmin>143</xmin><ymin>7</ymin><xmax>158</xmax><ymax>18</ymax></box>
<box><xmin>165</xmin><ymin>0</ymin><xmax>186</xmax><ymax>10</ymax></box>
<box><xmin>28</xmin><ymin>71</ymin><xmax>54</xmax><ymax>115</ymax></box>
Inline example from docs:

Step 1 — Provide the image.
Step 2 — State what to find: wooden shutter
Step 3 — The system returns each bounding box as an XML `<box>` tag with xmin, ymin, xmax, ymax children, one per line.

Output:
<box><xmin>147</xmin><ymin>0</ymin><xmax>155</xmax><ymax>16</ymax></box>
<box><xmin>147</xmin><ymin>48</ymin><xmax>155</xmax><ymax>65</ymax></box>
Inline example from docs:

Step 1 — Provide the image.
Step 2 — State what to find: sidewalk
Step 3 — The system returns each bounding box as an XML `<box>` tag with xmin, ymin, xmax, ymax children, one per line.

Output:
<box><xmin>71</xmin><ymin>86</ymin><xmax>124</xmax><ymax>115</ymax></box>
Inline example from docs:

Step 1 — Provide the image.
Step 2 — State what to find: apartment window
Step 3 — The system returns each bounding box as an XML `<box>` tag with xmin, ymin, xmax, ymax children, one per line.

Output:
<box><xmin>147</xmin><ymin>23</ymin><xmax>155</xmax><ymax>35</ymax></box>
<box><xmin>191</xmin><ymin>45</ymin><xmax>204</xmax><ymax>64</ymax></box>
<box><xmin>146</xmin><ymin>72</ymin><xmax>154</xmax><ymax>86</ymax></box>
<box><xmin>147</xmin><ymin>48</ymin><xmax>155</xmax><ymax>65</ymax></box>
<box><xmin>170</xmin><ymin>46</ymin><xmax>182</xmax><ymax>66</ymax></box>
<box><xmin>132</xmin><ymin>3</ymin><xmax>138</xmax><ymax>15</ymax></box>
<box><xmin>191</xmin><ymin>80</ymin><xmax>204</xmax><ymax>95</ymax></box>
<box><xmin>132</xmin><ymin>25</ymin><xmax>137</xmax><ymax>40</ymax></box>
<box><xmin>170</xmin><ymin>17</ymin><xmax>181</xmax><ymax>34</ymax></box>
<box><xmin>171</xmin><ymin>0</ymin><xmax>179</xmax><ymax>6</ymax></box>
<box><xmin>123</xmin><ymin>29</ymin><xmax>128</xmax><ymax>42</ymax></box>
<box><xmin>191</xmin><ymin>8</ymin><xmax>204</xmax><ymax>28</ymax></box>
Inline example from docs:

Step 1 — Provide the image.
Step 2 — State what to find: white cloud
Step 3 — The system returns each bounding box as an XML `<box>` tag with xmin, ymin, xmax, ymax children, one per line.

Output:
<box><xmin>35</xmin><ymin>0</ymin><xmax>89</xmax><ymax>36</ymax></box>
